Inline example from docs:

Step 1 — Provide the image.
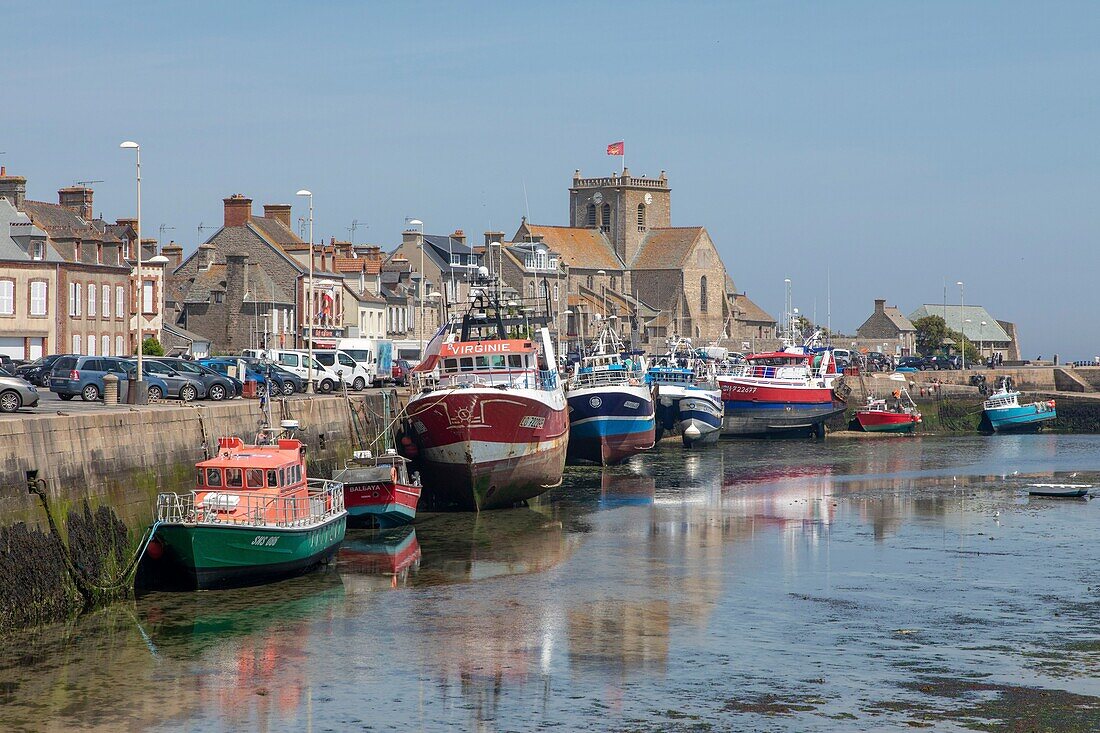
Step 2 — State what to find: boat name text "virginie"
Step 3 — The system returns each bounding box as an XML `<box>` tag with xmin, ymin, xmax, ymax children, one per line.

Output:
<box><xmin>446</xmin><ymin>342</ymin><xmax>513</xmax><ymax>355</ymax></box>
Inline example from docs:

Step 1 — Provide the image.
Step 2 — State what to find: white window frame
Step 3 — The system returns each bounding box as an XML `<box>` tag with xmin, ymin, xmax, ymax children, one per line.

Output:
<box><xmin>74</xmin><ymin>283</ymin><xmax>82</xmax><ymax>317</ymax></box>
<box><xmin>30</xmin><ymin>281</ymin><xmax>47</xmax><ymax>316</ymax></box>
<box><xmin>102</xmin><ymin>334</ymin><xmax>110</xmax><ymax>356</ymax></box>
<box><xmin>73</xmin><ymin>334</ymin><xmax>81</xmax><ymax>353</ymax></box>
<box><xmin>116</xmin><ymin>335</ymin><xmax>124</xmax><ymax>356</ymax></box>
<box><xmin>116</xmin><ymin>285</ymin><xmax>125</xmax><ymax>319</ymax></box>
<box><xmin>87</xmin><ymin>336</ymin><xmax>96</xmax><ymax>355</ymax></box>
<box><xmin>102</xmin><ymin>284</ymin><xmax>111</xmax><ymax>319</ymax></box>
<box><xmin>142</xmin><ymin>279</ymin><xmax>155</xmax><ymax>314</ymax></box>
<box><xmin>0</xmin><ymin>280</ymin><xmax>14</xmax><ymax>315</ymax></box>
<box><xmin>88</xmin><ymin>283</ymin><xmax>96</xmax><ymax>317</ymax></box>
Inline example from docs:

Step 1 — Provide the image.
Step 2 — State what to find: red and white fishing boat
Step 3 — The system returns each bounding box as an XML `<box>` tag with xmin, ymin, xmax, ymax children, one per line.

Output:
<box><xmin>854</xmin><ymin>389</ymin><xmax>922</xmax><ymax>433</ymax></box>
<box><xmin>400</xmin><ymin>274</ymin><xmax>568</xmax><ymax>511</ymax></box>
<box><xmin>717</xmin><ymin>346</ymin><xmax>844</xmax><ymax>438</ymax></box>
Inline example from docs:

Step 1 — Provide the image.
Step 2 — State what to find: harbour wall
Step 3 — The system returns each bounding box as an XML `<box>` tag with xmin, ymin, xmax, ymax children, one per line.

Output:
<box><xmin>0</xmin><ymin>393</ymin><xmax>395</xmax><ymax>631</ymax></box>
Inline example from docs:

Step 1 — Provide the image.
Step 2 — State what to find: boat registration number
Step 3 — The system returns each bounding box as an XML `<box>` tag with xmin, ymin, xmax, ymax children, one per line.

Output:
<box><xmin>251</xmin><ymin>535</ymin><xmax>279</xmax><ymax>547</ymax></box>
<box><xmin>624</xmin><ymin>401</ymin><xmax>640</xmax><ymax>409</ymax></box>
<box><xmin>723</xmin><ymin>385</ymin><xmax>757</xmax><ymax>395</ymax></box>
<box><xmin>520</xmin><ymin>416</ymin><xmax>546</xmax><ymax>429</ymax></box>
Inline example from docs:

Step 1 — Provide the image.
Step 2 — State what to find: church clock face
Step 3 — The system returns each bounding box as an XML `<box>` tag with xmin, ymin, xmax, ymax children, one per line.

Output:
<box><xmin>644</xmin><ymin>193</ymin><xmax>653</xmax><ymax>205</ymax></box>
<box><xmin>592</xmin><ymin>192</ymin><xmax>603</xmax><ymax>204</ymax></box>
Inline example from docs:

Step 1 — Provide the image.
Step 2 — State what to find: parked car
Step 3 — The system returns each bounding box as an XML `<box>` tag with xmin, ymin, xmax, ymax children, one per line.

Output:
<box><xmin>896</xmin><ymin>356</ymin><xmax>925</xmax><ymax>372</ymax></box>
<box><xmin>925</xmin><ymin>355</ymin><xmax>958</xmax><ymax>371</ymax></box>
<box><xmin>391</xmin><ymin>359</ymin><xmax>413</xmax><ymax>386</ymax></box>
<box><xmin>241</xmin><ymin>349</ymin><xmax>341</xmax><ymax>393</ymax></box>
<box><xmin>0</xmin><ymin>355</ymin><xmax>25</xmax><ymax>372</ymax></box>
<box><xmin>0</xmin><ymin>373</ymin><xmax>39</xmax><ymax>413</ymax></box>
<box><xmin>137</xmin><ymin>359</ymin><xmax>206</xmax><ymax>401</ymax></box>
<box><xmin>50</xmin><ymin>355</ymin><xmax>171</xmax><ymax>402</ymax></box>
<box><xmin>15</xmin><ymin>354</ymin><xmax>65</xmax><ymax>387</ymax></box>
<box><xmin>150</xmin><ymin>357</ymin><xmax>237</xmax><ymax>401</ymax></box>
<box><xmin>201</xmin><ymin>358</ymin><xmax>278</xmax><ymax>396</ymax></box>
<box><xmin>313</xmin><ymin>349</ymin><xmax>372</xmax><ymax>390</ymax></box>
<box><xmin>865</xmin><ymin>352</ymin><xmax>893</xmax><ymax>371</ymax></box>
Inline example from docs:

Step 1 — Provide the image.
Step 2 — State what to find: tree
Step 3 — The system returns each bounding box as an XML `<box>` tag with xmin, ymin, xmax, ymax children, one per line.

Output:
<box><xmin>913</xmin><ymin>315</ymin><xmax>948</xmax><ymax>354</ymax></box>
<box><xmin>142</xmin><ymin>337</ymin><xmax>164</xmax><ymax>356</ymax></box>
<box><xmin>948</xmin><ymin>329</ymin><xmax>981</xmax><ymax>364</ymax></box>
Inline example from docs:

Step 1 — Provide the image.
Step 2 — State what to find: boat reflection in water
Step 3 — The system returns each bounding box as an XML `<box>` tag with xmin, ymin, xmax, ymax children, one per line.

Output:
<box><xmin>337</xmin><ymin>526</ymin><xmax>422</xmax><ymax>591</ymax></box>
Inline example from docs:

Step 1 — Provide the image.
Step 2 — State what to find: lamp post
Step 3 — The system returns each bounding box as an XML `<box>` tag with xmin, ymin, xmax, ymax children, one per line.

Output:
<box><xmin>296</xmin><ymin>190</ymin><xmax>314</xmax><ymax>392</ymax></box>
<box><xmin>596</xmin><ymin>269</ymin><xmax>607</xmax><ymax>336</ymax></box>
<box><xmin>119</xmin><ymin>141</ymin><xmax>144</xmax><ymax>390</ymax></box>
<box><xmin>963</xmin><ymin>318</ymin><xmax>972</xmax><ymax>369</ymax></box>
<box><xmin>407</xmin><ymin>219</ymin><xmax>425</xmax><ymax>356</ymax></box>
<box><xmin>956</xmin><ymin>281</ymin><xmax>965</xmax><ymax>369</ymax></box>
<box><xmin>980</xmin><ymin>320</ymin><xmax>987</xmax><ymax>364</ymax></box>
<box><xmin>561</xmin><ymin>309</ymin><xmax>573</xmax><ymax>359</ymax></box>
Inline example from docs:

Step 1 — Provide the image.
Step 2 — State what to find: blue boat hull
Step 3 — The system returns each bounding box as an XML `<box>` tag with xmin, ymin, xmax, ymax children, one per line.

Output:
<box><xmin>567</xmin><ymin>385</ymin><xmax>656</xmax><ymax>465</ymax></box>
<box><xmin>721</xmin><ymin>401</ymin><xmax>843</xmax><ymax>437</ymax></box>
<box><xmin>983</xmin><ymin>405</ymin><xmax>1057</xmax><ymax>434</ymax></box>
<box><xmin>678</xmin><ymin>389</ymin><xmax>723</xmax><ymax>447</ymax></box>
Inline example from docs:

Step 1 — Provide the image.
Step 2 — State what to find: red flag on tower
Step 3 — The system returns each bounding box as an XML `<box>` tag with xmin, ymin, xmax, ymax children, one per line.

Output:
<box><xmin>606</xmin><ymin>141</ymin><xmax>624</xmax><ymax>156</ymax></box>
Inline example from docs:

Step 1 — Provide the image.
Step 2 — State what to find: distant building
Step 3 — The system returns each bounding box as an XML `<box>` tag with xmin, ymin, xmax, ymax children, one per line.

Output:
<box><xmin>0</xmin><ymin>169</ymin><xmax>157</xmax><ymax>359</ymax></box>
<box><xmin>856</xmin><ymin>299</ymin><xmax>917</xmax><ymax>355</ymax></box>
<box><xmin>908</xmin><ymin>304</ymin><xmax>1019</xmax><ymax>360</ymax></box>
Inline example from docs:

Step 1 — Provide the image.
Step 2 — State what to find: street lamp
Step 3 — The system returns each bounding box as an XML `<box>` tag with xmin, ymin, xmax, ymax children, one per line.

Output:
<box><xmin>119</xmin><ymin>141</ymin><xmax>144</xmax><ymax>393</ymax></box>
<box><xmin>407</xmin><ymin>219</ymin><xmax>425</xmax><ymax>356</ymax></box>
<box><xmin>980</xmin><ymin>320</ymin><xmax>987</xmax><ymax>363</ymax></box>
<box><xmin>956</xmin><ymin>281</ymin><xmax>965</xmax><ymax>369</ymax></box>
<box><xmin>296</xmin><ymin>190</ymin><xmax>314</xmax><ymax>392</ymax></box>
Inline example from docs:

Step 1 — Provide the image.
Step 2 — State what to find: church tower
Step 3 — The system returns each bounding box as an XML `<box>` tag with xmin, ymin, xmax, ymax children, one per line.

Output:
<box><xmin>569</xmin><ymin>168</ymin><xmax>671</xmax><ymax>265</ymax></box>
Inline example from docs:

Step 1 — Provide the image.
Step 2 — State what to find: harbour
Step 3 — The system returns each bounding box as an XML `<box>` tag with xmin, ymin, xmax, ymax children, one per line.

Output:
<box><xmin>4</xmin><ymin>435</ymin><xmax>1100</xmax><ymax>731</ymax></box>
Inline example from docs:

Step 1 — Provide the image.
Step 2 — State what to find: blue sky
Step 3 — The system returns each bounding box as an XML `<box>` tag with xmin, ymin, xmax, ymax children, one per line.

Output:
<box><xmin>4</xmin><ymin>1</ymin><xmax>1099</xmax><ymax>357</ymax></box>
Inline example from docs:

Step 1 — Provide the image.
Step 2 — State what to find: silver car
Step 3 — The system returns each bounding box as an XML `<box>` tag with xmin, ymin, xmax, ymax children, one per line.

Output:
<box><xmin>0</xmin><ymin>373</ymin><xmax>40</xmax><ymax>413</ymax></box>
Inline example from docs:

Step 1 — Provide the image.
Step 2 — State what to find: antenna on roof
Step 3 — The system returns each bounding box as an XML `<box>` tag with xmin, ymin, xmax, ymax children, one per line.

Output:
<box><xmin>159</xmin><ymin>224</ymin><xmax>175</xmax><ymax>241</ymax></box>
<box><xmin>348</xmin><ymin>219</ymin><xmax>367</xmax><ymax>245</ymax></box>
<box><xmin>73</xmin><ymin>181</ymin><xmax>103</xmax><ymax>220</ymax></box>
<box><xmin>197</xmin><ymin>221</ymin><xmax>218</xmax><ymax>243</ymax></box>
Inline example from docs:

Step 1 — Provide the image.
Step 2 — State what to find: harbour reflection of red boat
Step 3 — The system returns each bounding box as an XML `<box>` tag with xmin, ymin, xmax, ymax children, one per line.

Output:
<box><xmin>338</xmin><ymin>527</ymin><xmax>422</xmax><ymax>589</ymax></box>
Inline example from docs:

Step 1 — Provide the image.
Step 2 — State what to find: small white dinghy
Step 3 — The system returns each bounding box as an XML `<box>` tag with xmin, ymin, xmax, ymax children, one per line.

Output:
<box><xmin>1027</xmin><ymin>483</ymin><xmax>1092</xmax><ymax>498</ymax></box>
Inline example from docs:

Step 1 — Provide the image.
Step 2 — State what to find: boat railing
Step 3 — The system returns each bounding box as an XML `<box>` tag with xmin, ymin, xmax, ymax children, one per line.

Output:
<box><xmin>570</xmin><ymin>368</ymin><xmax>645</xmax><ymax>389</ymax></box>
<box><xmin>415</xmin><ymin>367</ymin><xmax>559</xmax><ymax>392</ymax></box>
<box><xmin>156</xmin><ymin>479</ymin><xmax>345</xmax><ymax>528</ymax></box>
<box><xmin>722</xmin><ymin>363</ymin><xmax>812</xmax><ymax>381</ymax></box>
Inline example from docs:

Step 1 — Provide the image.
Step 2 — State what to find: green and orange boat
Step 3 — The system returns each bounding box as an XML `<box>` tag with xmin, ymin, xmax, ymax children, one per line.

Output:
<box><xmin>147</xmin><ymin>435</ymin><xmax>347</xmax><ymax>590</ymax></box>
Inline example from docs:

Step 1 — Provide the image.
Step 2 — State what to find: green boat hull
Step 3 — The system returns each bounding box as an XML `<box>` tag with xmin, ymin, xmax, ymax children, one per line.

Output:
<box><xmin>155</xmin><ymin>514</ymin><xmax>347</xmax><ymax>590</ymax></box>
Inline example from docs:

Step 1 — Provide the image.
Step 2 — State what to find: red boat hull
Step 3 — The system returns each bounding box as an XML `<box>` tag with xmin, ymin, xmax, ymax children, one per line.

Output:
<box><xmin>404</xmin><ymin>388</ymin><xmax>569</xmax><ymax>511</ymax></box>
<box><xmin>343</xmin><ymin>481</ymin><xmax>420</xmax><ymax>528</ymax></box>
<box><xmin>855</xmin><ymin>410</ymin><xmax>921</xmax><ymax>433</ymax></box>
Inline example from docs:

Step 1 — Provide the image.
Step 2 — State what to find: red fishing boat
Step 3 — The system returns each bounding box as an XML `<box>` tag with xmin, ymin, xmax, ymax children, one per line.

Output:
<box><xmin>854</xmin><ymin>389</ymin><xmax>921</xmax><ymax>433</ymax></box>
<box><xmin>717</xmin><ymin>349</ymin><xmax>844</xmax><ymax>438</ymax></box>
<box><xmin>401</xmin><ymin>275</ymin><xmax>568</xmax><ymax>511</ymax></box>
<box><xmin>332</xmin><ymin>449</ymin><xmax>421</xmax><ymax>528</ymax></box>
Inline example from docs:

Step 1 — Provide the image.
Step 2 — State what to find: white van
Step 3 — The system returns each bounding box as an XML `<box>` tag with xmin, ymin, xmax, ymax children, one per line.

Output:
<box><xmin>336</xmin><ymin>337</ymin><xmax>394</xmax><ymax>387</ymax></box>
<box><xmin>242</xmin><ymin>349</ymin><xmax>342</xmax><ymax>393</ymax></box>
<box><xmin>313</xmin><ymin>349</ymin><xmax>372</xmax><ymax>391</ymax></box>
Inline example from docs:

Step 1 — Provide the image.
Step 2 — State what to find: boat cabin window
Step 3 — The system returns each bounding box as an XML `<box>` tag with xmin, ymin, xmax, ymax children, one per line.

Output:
<box><xmin>475</xmin><ymin>356</ymin><xmax>489</xmax><ymax>369</ymax></box>
<box><xmin>206</xmin><ymin>468</ymin><xmax>222</xmax><ymax>487</ymax></box>
<box><xmin>267</xmin><ymin>469</ymin><xmax>279</xmax><ymax>487</ymax></box>
<box><xmin>196</xmin><ymin>468</ymin><xmax>204</xmax><ymax>486</ymax></box>
<box><xmin>246</xmin><ymin>468</ymin><xmax>264</xmax><ymax>489</ymax></box>
<box><xmin>491</xmin><ymin>355</ymin><xmax>506</xmax><ymax>368</ymax></box>
<box><xmin>443</xmin><ymin>358</ymin><xmax>459</xmax><ymax>372</ymax></box>
<box><xmin>460</xmin><ymin>357</ymin><xmax>474</xmax><ymax>372</ymax></box>
<box><xmin>508</xmin><ymin>355</ymin><xmax>524</xmax><ymax>368</ymax></box>
<box><xmin>280</xmin><ymin>468</ymin><xmax>287</xmax><ymax>487</ymax></box>
<box><xmin>225</xmin><ymin>467</ymin><xmax>243</xmax><ymax>488</ymax></box>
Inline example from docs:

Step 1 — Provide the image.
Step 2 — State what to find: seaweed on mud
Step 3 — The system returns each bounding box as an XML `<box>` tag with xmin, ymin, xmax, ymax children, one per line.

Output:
<box><xmin>722</xmin><ymin>693</ymin><xmax>822</xmax><ymax>716</ymax></box>
<box><xmin>0</xmin><ymin>522</ymin><xmax>81</xmax><ymax>631</ymax></box>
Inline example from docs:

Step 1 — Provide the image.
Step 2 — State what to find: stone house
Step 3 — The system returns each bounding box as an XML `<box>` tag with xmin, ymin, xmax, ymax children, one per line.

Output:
<box><xmin>167</xmin><ymin>195</ymin><xmax>370</xmax><ymax>354</ymax></box>
<box><xmin>0</xmin><ymin>169</ymin><xmax>148</xmax><ymax>358</ymax></box>
<box><xmin>855</xmin><ymin>299</ymin><xmax>917</xmax><ymax>355</ymax></box>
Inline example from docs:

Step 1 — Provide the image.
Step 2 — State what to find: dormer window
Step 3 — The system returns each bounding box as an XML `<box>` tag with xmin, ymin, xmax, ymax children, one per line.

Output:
<box><xmin>74</xmin><ymin>240</ymin><xmax>81</xmax><ymax>261</ymax></box>
<box><xmin>213</xmin><ymin>291</ymin><xmax>224</xmax><ymax>304</ymax></box>
<box><xmin>31</xmin><ymin>241</ymin><xmax>44</xmax><ymax>261</ymax></box>
<box><xmin>450</xmin><ymin>254</ymin><xmax>461</xmax><ymax>266</ymax></box>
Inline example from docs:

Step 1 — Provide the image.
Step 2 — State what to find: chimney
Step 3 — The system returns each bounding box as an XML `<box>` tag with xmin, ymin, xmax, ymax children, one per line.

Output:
<box><xmin>401</xmin><ymin>229</ymin><xmax>421</xmax><ymax>248</ymax></box>
<box><xmin>451</xmin><ymin>229</ymin><xmax>466</xmax><ymax>245</ymax></box>
<box><xmin>225</xmin><ymin>255</ymin><xmax>249</xmax><ymax>340</ymax></box>
<box><xmin>197</xmin><ymin>243</ymin><xmax>216</xmax><ymax>271</ymax></box>
<box><xmin>0</xmin><ymin>169</ymin><xmax>27</xmax><ymax>209</ymax></box>
<box><xmin>263</xmin><ymin>203</ymin><xmax>292</xmax><ymax>228</ymax></box>
<box><xmin>162</xmin><ymin>241</ymin><xmax>184</xmax><ymax>270</ymax></box>
<box><xmin>484</xmin><ymin>230</ymin><xmax>504</xmax><ymax>247</ymax></box>
<box><xmin>223</xmin><ymin>194</ymin><xmax>253</xmax><ymax>227</ymax></box>
<box><xmin>874</xmin><ymin>298</ymin><xmax>886</xmax><ymax>314</ymax></box>
<box><xmin>141</xmin><ymin>238</ymin><xmax>158</xmax><ymax>261</ymax></box>
<box><xmin>365</xmin><ymin>245</ymin><xmax>383</xmax><ymax>261</ymax></box>
<box><xmin>58</xmin><ymin>186</ymin><xmax>94</xmax><ymax>220</ymax></box>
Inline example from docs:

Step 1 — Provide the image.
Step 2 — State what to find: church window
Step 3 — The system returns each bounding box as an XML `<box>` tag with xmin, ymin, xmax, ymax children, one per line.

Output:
<box><xmin>586</xmin><ymin>203</ymin><xmax>596</xmax><ymax>227</ymax></box>
<box><xmin>700</xmin><ymin>275</ymin><xmax>708</xmax><ymax>313</ymax></box>
<box><xmin>553</xmin><ymin>283</ymin><xmax>560</xmax><ymax>301</ymax></box>
<box><xmin>587</xmin><ymin>274</ymin><xmax>594</xmax><ymax>290</ymax></box>
<box><xmin>600</xmin><ymin>204</ymin><xmax>611</xmax><ymax>233</ymax></box>
<box><xmin>637</xmin><ymin>204</ymin><xmax>646</xmax><ymax>231</ymax></box>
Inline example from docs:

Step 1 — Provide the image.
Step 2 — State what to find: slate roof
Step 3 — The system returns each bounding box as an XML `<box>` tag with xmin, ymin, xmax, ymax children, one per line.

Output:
<box><xmin>251</xmin><ymin>215</ymin><xmax>303</xmax><ymax>249</ymax></box>
<box><xmin>516</xmin><ymin>224</ymin><xmax>623</xmax><ymax>270</ymax></box>
<box><xmin>630</xmin><ymin>227</ymin><xmax>704</xmax><ymax>269</ymax></box>
<box><xmin>732</xmin><ymin>293</ymin><xmax>775</xmax><ymax>324</ymax></box>
<box><xmin>908</xmin><ymin>304</ymin><xmax>1012</xmax><ymax>342</ymax></box>
<box><xmin>424</xmin><ymin>234</ymin><xmax>475</xmax><ymax>257</ymax></box>
<box><xmin>882</xmin><ymin>306</ymin><xmax>915</xmax><ymax>332</ymax></box>
<box><xmin>0</xmin><ymin>197</ymin><xmax>56</xmax><ymax>261</ymax></box>
<box><xmin>180</xmin><ymin>263</ymin><xmax>293</xmax><ymax>305</ymax></box>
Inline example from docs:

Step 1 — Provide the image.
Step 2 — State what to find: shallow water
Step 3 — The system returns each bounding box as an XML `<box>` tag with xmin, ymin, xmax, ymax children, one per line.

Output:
<box><xmin>4</xmin><ymin>434</ymin><xmax>1100</xmax><ymax>731</ymax></box>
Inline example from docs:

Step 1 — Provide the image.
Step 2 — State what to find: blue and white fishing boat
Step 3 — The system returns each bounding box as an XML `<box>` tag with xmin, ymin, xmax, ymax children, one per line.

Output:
<box><xmin>677</xmin><ymin>386</ymin><xmax>723</xmax><ymax>447</ymax></box>
<box><xmin>645</xmin><ymin>338</ymin><xmax>700</xmax><ymax>438</ymax></box>
<box><xmin>566</xmin><ymin>324</ymin><xmax>655</xmax><ymax>465</ymax></box>
<box><xmin>981</xmin><ymin>385</ymin><xmax>1057</xmax><ymax>433</ymax></box>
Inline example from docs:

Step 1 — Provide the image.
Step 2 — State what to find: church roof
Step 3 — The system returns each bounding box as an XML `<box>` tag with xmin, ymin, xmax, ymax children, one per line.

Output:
<box><xmin>732</xmin><ymin>293</ymin><xmax>775</xmax><ymax>324</ymax></box>
<box><xmin>631</xmin><ymin>227</ymin><xmax>705</xmax><ymax>269</ymax></box>
<box><xmin>516</xmin><ymin>224</ymin><xmax>623</xmax><ymax>271</ymax></box>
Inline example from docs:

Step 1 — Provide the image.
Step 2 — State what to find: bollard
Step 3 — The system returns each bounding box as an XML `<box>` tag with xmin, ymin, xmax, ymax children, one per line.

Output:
<box><xmin>102</xmin><ymin>373</ymin><xmax>119</xmax><ymax>404</ymax></box>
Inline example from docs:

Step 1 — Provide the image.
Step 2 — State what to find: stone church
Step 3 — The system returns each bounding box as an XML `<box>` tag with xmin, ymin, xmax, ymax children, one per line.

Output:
<box><xmin>495</xmin><ymin>169</ymin><xmax>774</xmax><ymax>351</ymax></box>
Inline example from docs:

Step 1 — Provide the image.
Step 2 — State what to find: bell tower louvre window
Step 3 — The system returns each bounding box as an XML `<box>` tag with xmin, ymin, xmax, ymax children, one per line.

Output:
<box><xmin>637</xmin><ymin>203</ymin><xmax>646</xmax><ymax>231</ymax></box>
<box><xmin>586</xmin><ymin>203</ymin><xmax>596</xmax><ymax>227</ymax></box>
<box><xmin>600</xmin><ymin>203</ymin><xmax>611</xmax><ymax>233</ymax></box>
